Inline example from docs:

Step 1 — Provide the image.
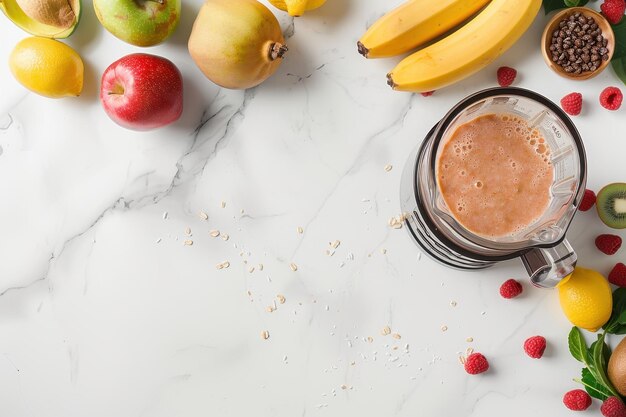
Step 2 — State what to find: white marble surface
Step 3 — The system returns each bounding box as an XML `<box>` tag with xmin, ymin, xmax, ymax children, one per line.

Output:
<box><xmin>1</xmin><ymin>1</ymin><xmax>626</xmax><ymax>415</ymax></box>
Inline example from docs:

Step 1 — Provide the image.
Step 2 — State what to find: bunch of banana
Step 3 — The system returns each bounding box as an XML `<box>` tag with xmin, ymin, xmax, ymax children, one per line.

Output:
<box><xmin>358</xmin><ymin>0</ymin><xmax>542</xmax><ymax>93</ymax></box>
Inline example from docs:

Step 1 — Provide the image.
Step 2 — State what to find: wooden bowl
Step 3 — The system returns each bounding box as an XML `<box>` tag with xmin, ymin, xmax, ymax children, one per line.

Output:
<box><xmin>541</xmin><ymin>7</ymin><xmax>615</xmax><ymax>80</ymax></box>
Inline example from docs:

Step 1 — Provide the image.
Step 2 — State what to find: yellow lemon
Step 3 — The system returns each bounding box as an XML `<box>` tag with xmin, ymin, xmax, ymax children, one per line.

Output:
<box><xmin>268</xmin><ymin>0</ymin><xmax>326</xmax><ymax>16</ymax></box>
<box><xmin>9</xmin><ymin>36</ymin><xmax>83</xmax><ymax>98</ymax></box>
<box><xmin>558</xmin><ymin>267</ymin><xmax>613</xmax><ymax>332</ymax></box>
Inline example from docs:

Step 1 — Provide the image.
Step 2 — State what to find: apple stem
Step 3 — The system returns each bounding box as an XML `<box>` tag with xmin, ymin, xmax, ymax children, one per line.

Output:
<box><xmin>269</xmin><ymin>43</ymin><xmax>288</xmax><ymax>61</ymax></box>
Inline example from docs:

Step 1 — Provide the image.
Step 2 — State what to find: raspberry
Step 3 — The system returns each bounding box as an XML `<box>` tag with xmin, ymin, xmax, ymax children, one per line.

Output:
<box><xmin>500</xmin><ymin>279</ymin><xmax>523</xmax><ymax>299</ymax></box>
<box><xmin>601</xmin><ymin>396</ymin><xmax>626</xmax><ymax>417</ymax></box>
<box><xmin>601</xmin><ymin>0</ymin><xmax>625</xmax><ymax>24</ymax></box>
<box><xmin>600</xmin><ymin>86</ymin><xmax>623</xmax><ymax>111</ymax></box>
<box><xmin>596</xmin><ymin>234</ymin><xmax>623</xmax><ymax>255</ymax></box>
<box><xmin>578</xmin><ymin>189</ymin><xmax>597</xmax><ymax>212</ymax></box>
<box><xmin>464</xmin><ymin>352</ymin><xmax>489</xmax><ymax>374</ymax></box>
<box><xmin>421</xmin><ymin>91</ymin><xmax>435</xmax><ymax>97</ymax></box>
<box><xmin>524</xmin><ymin>336</ymin><xmax>547</xmax><ymax>359</ymax></box>
<box><xmin>563</xmin><ymin>389</ymin><xmax>592</xmax><ymax>411</ymax></box>
<box><xmin>560</xmin><ymin>92</ymin><xmax>583</xmax><ymax>116</ymax></box>
<box><xmin>497</xmin><ymin>66</ymin><xmax>517</xmax><ymax>87</ymax></box>
<box><xmin>609</xmin><ymin>263</ymin><xmax>626</xmax><ymax>287</ymax></box>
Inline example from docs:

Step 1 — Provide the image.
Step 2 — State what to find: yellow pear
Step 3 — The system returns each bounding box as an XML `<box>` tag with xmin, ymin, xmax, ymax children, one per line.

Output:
<box><xmin>188</xmin><ymin>0</ymin><xmax>287</xmax><ymax>89</ymax></box>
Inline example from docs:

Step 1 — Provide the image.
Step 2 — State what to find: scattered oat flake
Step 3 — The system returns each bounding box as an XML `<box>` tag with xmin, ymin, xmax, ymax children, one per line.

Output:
<box><xmin>258</xmin><ymin>264</ymin><xmax>264</xmax><ymax>271</ymax></box>
<box><xmin>162</xmin><ymin>211</ymin><xmax>168</xmax><ymax>219</ymax></box>
<box><xmin>441</xmin><ymin>325</ymin><xmax>448</xmax><ymax>332</ymax></box>
<box><xmin>381</xmin><ymin>326</ymin><xmax>391</xmax><ymax>336</ymax></box>
<box><xmin>392</xmin><ymin>333</ymin><xmax>402</xmax><ymax>340</ymax></box>
<box><xmin>367</xmin><ymin>336</ymin><xmax>374</xmax><ymax>343</ymax></box>
<box><xmin>466</xmin><ymin>337</ymin><xmax>474</xmax><ymax>343</ymax></box>
<box><xmin>466</xmin><ymin>347</ymin><xmax>474</xmax><ymax>356</ymax></box>
<box><xmin>330</xmin><ymin>240</ymin><xmax>340</xmax><ymax>249</ymax></box>
<box><xmin>266</xmin><ymin>306</ymin><xmax>275</xmax><ymax>313</ymax></box>
<box><xmin>384</xmin><ymin>164</ymin><xmax>393</xmax><ymax>172</ymax></box>
<box><xmin>450</xmin><ymin>301</ymin><xmax>457</xmax><ymax>307</ymax></box>
<box><xmin>216</xmin><ymin>261</ymin><xmax>230</xmax><ymax>270</ymax></box>
<box><xmin>185</xmin><ymin>227</ymin><xmax>192</xmax><ymax>235</ymax></box>
<box><xmin>459</xmin><ymin>356</ymin><xmax>466</xmax><ymax>365</ymax></box>
<box><xmin>277</xmin><ymin>294</ymin><xmax>286</xmax><ymax>304</ymax></box>
<box><xmin>155</xmin><ymin>238</ymin><xmax>162</xmax><ymax>243</ymax></box>
<box><xmin>184</xmin><ymin>240</ymin><xmax>193</xmax><ymax>246</ymax></box>
<box><xmin>297</xmin><ymin>226</ymin><xmax>304</xmax><ymax>234</ymax></box>
<box><xmin>380</xmin><ymin>248</ymin><xmax>387</xmax><ymax>254</ymax></box>
<box><xmin>221</xmin><ymin>234</ymin><xmax>229</xmax><ymax>241</ymax></box>
<box><xmin>261</xmin><ymin>330</ymin><xmax>270</xmax><ymax>340</ymax></box>
<box><xmin>290</xmin><ymin>263</ymin><xmax>298</xmax><ymax>271</ymax></box>
<box><xmin>209</xmin><ymin>230</ymin><xmax>220</xmax><ymax>237</ymax></box>
<box><xmin>240</xmin><ymin>209</ymin><xmax>244</xmax><ymax>214</ymax></box>
<box><xmin>249</xmin><ymin>267</ymin><xmax>255</xmax><ymax>273</ymax></box>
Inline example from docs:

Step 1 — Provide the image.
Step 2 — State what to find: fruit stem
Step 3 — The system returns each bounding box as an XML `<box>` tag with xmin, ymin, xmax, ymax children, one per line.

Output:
<box><xmin>357</xmin><ymin>41</ymin><xmax>369</xmax><ymax>58</ymax></box>
<box><xmin>107</xmin><ymin>83</ymin><xmax>125</xmax><ymax>95</ymax></box>
<box><xmin>386</xmin><ymin>73</ymin><xmax>396</xmax><ymax>89</ymax></box>
<box><xmin>269</xmin><ymin>42</ymin><xmax>288</xmax><ymax>61</ymax></box>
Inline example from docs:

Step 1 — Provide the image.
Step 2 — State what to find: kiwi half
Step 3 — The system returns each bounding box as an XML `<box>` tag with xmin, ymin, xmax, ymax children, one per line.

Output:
<box><xmin>597</xmin><ymin>183</ymin><xmax>626</xmax><ymax>229</ymax></box>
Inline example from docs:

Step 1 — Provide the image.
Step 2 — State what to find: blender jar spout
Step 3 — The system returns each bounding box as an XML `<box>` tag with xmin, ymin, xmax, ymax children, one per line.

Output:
<box><xmin>521</xmin><ymin>239</ymin><xmax>577</xmax><ymax>288</ymax></box>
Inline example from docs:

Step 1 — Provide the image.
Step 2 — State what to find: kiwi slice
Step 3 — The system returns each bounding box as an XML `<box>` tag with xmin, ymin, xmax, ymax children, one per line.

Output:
<box><xmin>596</xmin><ymin>183</ymin><xmax>626</xmax><ymax>229</ymax></box>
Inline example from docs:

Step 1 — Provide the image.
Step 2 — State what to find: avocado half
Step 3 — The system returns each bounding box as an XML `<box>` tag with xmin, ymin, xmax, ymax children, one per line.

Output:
<box><xmin>0</xmin><ymin>0</ymin><xmax>81</xmax><ymax>38</ymax></box>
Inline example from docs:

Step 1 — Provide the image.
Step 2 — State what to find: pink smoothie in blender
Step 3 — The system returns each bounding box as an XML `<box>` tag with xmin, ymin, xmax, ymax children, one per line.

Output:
<box><xmin>437</xmin><ymin>113</ymin><xmax>554</xmax><ymax>239</ymax></box>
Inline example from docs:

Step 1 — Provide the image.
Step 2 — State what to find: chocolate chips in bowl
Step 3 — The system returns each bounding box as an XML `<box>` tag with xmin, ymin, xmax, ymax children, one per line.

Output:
<box><xmin>541</xmin><ymin>7</ymin><xmax>615</xmax><ymax>80</ymax></box>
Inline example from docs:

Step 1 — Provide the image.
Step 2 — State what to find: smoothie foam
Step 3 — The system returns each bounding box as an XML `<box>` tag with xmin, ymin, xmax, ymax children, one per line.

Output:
<box><xmin>437</xmin><ymin>113</ymin><xmax>553</xmax><ymax>239</ymax></box>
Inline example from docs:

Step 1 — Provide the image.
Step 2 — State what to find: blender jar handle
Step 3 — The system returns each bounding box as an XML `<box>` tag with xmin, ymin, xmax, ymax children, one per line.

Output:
<box><xmin>521</xmin><ymin>239</ymin><xmax>577</xmax><ymax>288</ymax></box>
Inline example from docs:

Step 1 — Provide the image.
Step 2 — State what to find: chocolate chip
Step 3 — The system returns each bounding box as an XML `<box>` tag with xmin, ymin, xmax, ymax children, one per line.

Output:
<box><xmin>549</xmin><ymin>14</ymin><xmax>609</xmax><ymax>75</ymax></box>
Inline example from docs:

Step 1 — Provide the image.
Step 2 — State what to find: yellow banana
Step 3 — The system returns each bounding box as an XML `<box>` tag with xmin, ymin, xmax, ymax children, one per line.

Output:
<box><xmin>358</xmin><ymin>0</ymin><xmax>490</xmax><ymax>59</ymax></box>
<box><xmin>387</xmin><ymin>0</ymin><xmax>541</xmax><ymax>92</ymax></box>
<box><xmin>267</xmin><ymin>0</ymin><xmax>326</xmax><ymax>16</ymax></box>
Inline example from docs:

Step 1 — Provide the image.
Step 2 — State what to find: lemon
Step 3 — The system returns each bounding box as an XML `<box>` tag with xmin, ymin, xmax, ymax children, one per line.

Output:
<box><xmin>558</xmin><ymin>267</ymin><xmax>613</xmax><ymax>332</ymax></box>
<box><xmin>268</xmin><ymin>0</ymin><xmax>326</xmax><ymax>16</ymax></box>
<box><xmin>9</xmin><ymin>36</ymin><xmax>83</xmax><ymax>98</ymax></box>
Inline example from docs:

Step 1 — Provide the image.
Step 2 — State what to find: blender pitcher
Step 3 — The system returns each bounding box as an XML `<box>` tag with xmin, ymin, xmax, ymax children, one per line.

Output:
<box><xmin>400</xmin><ymin>87</ymin><xmax>587</xmax><ymax>288</ymax></box>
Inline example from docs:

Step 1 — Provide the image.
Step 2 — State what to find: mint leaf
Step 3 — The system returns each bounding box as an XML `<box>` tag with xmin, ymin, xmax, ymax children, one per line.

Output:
<box><xmin>590</xmin><ymin>335</ymin><xmax>611</xmax><ymax>366</ymax></box>
<box><xmin>569</xmin><ymin>327</ymin><xmax>588</xmax><ymax>363</ymax></box>
<box><xmin>618</xmin><ymin>309</ymin><xmax>626</xmax><ymax>325</ymax></box>
<box><xmin>543</xmin><ymin>0</ymin><xmax>567</xmax><ymax>13</ymax></box>
<box><xmin>590</xmin><ymin>333</ymin><xmax>620</xmax><ymax>398</ymax></box>
<box><xmin>581</xmin><ymin>368</ymin><xmax>613</xmax><ymax>400</ymax></box>
<box><xmin>543</xmin><ymin>0</ymin><xmax>589</xmax><ymax>13</ymax></box>
<box><xmin>611</xmin><ymin>19</ymin><xmax>626</xmax><ymax>88</ymax></box>
<box><xmin>604</xmin><ymin>288</ymin><xmax>626</xmax><ymax>333</ymax></box>
<box><xmin>612</xmin><ymin>20</ymin><xmax>626</xmax><ymax>60</ymax></box>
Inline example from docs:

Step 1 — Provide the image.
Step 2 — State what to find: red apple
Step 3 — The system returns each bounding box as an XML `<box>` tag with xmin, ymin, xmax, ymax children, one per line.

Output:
<box><xmin>100</xmin><ymin>53</ymin><xmax>183</xmax><ymax>131</ymax></box>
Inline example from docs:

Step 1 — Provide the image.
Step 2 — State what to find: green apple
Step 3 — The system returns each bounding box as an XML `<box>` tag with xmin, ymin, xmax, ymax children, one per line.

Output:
<box><xmin>94</xmin><ymin>0</ymin><xmax>180</xmax><ymax>47</ymax></box>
